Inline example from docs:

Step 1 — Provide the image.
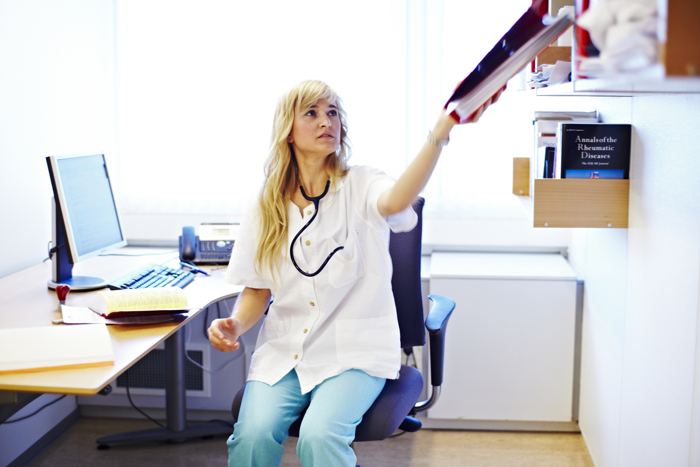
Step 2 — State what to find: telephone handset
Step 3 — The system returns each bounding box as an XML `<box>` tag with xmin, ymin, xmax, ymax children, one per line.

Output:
<box><xmin>179</xmin><ymin>223</ymin><xmax>239</xmax><ymax>265</ymax></box>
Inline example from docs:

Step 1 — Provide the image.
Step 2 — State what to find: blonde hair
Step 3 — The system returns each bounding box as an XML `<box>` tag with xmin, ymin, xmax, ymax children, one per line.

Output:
<box><xmin>255</xmin><ymin>80</ymin><xmax>351</xmax><ymax>280</ymax></box>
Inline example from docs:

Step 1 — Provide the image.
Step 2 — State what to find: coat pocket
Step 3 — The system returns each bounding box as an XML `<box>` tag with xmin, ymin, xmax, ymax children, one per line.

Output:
<box><xmin>327</xmin><ymin>229</ymin><xmax>366</xmax><ymax>289</ymax></box>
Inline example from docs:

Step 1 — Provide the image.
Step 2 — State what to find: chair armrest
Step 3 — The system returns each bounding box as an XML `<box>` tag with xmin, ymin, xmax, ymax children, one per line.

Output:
<box><xmin>425</xmin><ymin>294</ymin><xmax>455</xmax><ymax>387</ymax></box>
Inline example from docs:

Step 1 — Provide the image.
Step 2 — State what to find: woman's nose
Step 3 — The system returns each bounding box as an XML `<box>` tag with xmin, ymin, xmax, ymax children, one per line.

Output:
<box><xmin>320</xmin><ymin>115</ymin><xmax>332</xmax><ymax>127</ymax></box>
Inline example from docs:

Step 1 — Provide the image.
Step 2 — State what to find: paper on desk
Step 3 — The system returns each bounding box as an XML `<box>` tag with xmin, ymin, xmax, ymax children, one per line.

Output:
<box><xmin>61</xmin><ymin>305</ymin><xmax>177</xmax><ymax>325</ymax></box>
<box><xmin>0</xmin><ymin>324</ymin><xmax>114</xmax><ymax>374</ymax></box>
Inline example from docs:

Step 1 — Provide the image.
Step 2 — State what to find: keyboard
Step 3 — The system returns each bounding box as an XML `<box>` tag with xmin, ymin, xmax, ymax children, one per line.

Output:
<box><xmin>108</xmin><ymin>262</ymin><xmax>195</xmax><ymax>290</ymax></box>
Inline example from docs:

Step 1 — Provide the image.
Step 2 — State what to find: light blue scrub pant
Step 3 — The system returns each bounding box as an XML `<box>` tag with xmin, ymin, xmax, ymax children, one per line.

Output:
<box><xmin>228</xmin><ymin>368</ymin><xmax>386</xmax><ymax>467</ymax></box>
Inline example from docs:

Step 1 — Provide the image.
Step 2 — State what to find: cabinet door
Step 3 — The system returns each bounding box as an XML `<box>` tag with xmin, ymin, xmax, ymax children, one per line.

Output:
<box><xmin>428</xmin><ymin>278</ymin><xmax>577</xmax><ymax>422</ymax></box>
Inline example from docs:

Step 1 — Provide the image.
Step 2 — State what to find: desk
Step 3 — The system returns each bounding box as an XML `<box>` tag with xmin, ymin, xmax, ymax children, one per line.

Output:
<box><xmin>0</xmin><ymin>249</ymin><xmax>243</xmax><ymax>446</ymax></box>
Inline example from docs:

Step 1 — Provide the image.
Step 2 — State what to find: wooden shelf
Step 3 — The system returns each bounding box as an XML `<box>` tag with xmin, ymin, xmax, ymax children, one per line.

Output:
<box><xmin>513</xmin><ymin>158</ymin><xmax>530</xmax><ymax>196</ymax></box>
<box><xmin>534</xmin><ymin>0</ymin><xmax>700</xmax><ymax>96</ymax></box>
<box><xmin>533</xmin><ymin>179</ymin><xmax>629</xmax><ymax>228</ymax></box>
<box><xmin>536</xmin><ymin>46</ymin><xmax>571</xmax><ymax>67</ymax></box>
<box><xmin>536</xmin><ymin>75</ymin><xmax>700</xmax><ymax>96</ymax></box>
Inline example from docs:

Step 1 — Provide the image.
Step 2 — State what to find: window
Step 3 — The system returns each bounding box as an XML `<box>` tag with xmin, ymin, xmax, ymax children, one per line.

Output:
<box><xmin>115</xmin><ymin>0</ymin><xmax>531</xmax><ymax>240</ymax></box>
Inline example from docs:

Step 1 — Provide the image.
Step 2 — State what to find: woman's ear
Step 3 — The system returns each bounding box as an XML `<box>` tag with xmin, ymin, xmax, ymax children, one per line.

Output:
<box><xmin>287</xmin><ymin>134</ymin><xmax>293</xmax><ymax>143</ymax></box>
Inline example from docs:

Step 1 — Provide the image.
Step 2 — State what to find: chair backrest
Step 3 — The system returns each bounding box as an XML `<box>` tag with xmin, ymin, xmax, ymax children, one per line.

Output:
<box><xmin>389</xmin><ymin>197</ymin><xmax>425</xmax><ymax>349</ymax></box>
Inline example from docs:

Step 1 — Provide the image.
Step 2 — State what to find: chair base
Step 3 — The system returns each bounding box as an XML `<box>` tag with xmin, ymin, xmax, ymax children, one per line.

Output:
<box><xmin>398</xmin><ymin>416</ymin><xmax>422</xmax><ymax>433</ymax></box>
<box><xmin>95</xmin><ymin>420</ymin><xmax>233</xmax><ymax>447</ymax></box>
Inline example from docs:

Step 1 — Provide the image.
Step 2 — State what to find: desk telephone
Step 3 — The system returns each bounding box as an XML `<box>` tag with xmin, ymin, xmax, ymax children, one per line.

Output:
<box><xmin>179</xmin><ymin>223</ymin><xmax>239</xmax><ymax>265</ymax></box>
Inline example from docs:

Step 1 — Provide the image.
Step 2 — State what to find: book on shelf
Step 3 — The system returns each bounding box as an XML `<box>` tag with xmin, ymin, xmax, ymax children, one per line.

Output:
<box><xmin>89</xmin><ymin>287</ymin><xmax>189</xmax><ymax>319</ymax></box>
<box><xmin>543</xmin><ymin>146</ymin><xmax>556</xmax><ymax>178</ymax></box>
<box><xmin>0</xmin><ymin>324</ymin><xmax>114</xmax><ymax>374</ymax></box>
<box><xmin>536</xmin><ymin>139</ymin><xmax>557</xmax><ymax>179</ymax></box>
<box><xmin>533</xmin><ymin>111</ymin><xmax>599</xmax><ymax>183</ymax></box>
<box><xmin>445</xmin><ymin>0</ymin><xmax>574</xmax><ymax>123</ymax></box>
<box><xmin>556</xmin><ymin>123</ymin><xmax>632</xmax><ymax>179</ymax></box>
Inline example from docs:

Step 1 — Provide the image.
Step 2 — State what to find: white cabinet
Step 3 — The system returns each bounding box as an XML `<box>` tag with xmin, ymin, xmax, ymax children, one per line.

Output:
<box><xmin>427</xmin><ymin>252</ymin><xmax>579</xmax><ymax>429</ymax></box>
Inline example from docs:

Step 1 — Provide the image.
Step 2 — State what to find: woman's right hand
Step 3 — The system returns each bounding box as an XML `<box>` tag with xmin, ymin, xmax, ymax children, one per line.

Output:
<box><xmin>208</xmin><ymin>317</ymin><xmax>243</xmax><ymax>352</ymax></box>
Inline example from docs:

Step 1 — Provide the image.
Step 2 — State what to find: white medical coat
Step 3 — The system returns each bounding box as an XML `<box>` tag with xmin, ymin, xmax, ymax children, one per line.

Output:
<box><xmin>225</xmin><ymin>165</ymin><xmax>417</xmax><ymax>394</ymax></box>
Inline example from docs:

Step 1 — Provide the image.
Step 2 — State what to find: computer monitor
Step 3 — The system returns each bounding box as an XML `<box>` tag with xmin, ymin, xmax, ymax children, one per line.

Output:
<box><xmin>46</xmin><ymin>153</ymin><xmax>128</xmax><ymax>290</ymax></box>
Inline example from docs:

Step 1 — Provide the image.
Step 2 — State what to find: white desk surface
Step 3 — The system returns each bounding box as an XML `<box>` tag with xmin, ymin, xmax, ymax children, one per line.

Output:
<box><xmin>430</xmin><ymin>252</ymin><xmax>577</xmax><ymax>281</ymax></box>
<box><xmin>0</xmin><ymin>248</ymin><xmax>241</xmax><ymax>395</ymax></box>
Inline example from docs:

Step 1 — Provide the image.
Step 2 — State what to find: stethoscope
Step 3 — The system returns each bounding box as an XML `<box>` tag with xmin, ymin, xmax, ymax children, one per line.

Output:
<box><xmin>290</xmin><ymin>180</ymin><xmax>344</xmax><ymax>277</ymax></box>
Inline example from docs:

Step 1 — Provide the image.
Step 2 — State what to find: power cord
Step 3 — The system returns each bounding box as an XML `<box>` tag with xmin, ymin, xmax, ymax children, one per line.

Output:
<box><xmin>120</xmin><ymin>298</ymin><xmax>244</xmax><ymax>427</ymax></box>
<box><xmin>43</xmin><ymin>240</ymin><xmax>54</xmax><ymax>262</ymax></box>
<box><xmin>124</xmin><ymin>370</ymin><xmax>164</xmax><ymax>428</ymax></box>
<box><xmin>0</xmin><ymin>395</ymin><xmax>67</xmax><ymax>424</ymax></box>
<box><xmin>185</xmin><ymin>301</ymin><xmax>246</xmax><ymax>374</ymax></box>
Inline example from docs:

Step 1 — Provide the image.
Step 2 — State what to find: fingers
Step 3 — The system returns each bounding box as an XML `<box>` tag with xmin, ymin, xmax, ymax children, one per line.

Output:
<box><xmin>492</xmin><ymin>90</ymin><xmax>503</xmax><ymax>104</ymax></box>
<box><xmin>209</xmin><ymin>331</ymin><xmax>240</xmax><ymax>352</ymax></box>
<box><xmin>491</xmin><ymin>84</ymin><xmax>506</xmax><ymax>104</ymax></box>
<box><xmin>211</xmin><ymin>339</ymin><xmax>239</xmax><ymax>353</ymax></box>
<box><xmin>208</xmin><ymin>318</ymin><xmax>240</xmax><ymax>352</ymax></box>
<box><xmin>464</xmin><ymin>85</ymin><xmax>505</xmax><ymax>123</ymax></box>
<box><xmin>466</xmin><ymin>105</ymin><xmax>486</xmax><ymax>123</ymax></box>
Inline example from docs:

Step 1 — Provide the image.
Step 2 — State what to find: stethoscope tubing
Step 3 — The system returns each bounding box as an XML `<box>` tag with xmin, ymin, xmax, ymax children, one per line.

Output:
<box><xmin>290</xmin><ymin>180</ymin><xmax>344</xmax><ymax>277</ymax></box>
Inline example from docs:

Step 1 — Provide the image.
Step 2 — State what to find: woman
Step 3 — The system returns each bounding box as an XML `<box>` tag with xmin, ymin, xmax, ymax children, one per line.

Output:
<box><xmin>208</xmin><ymin>80</ymin><xmax>500</xmax><ymax>466</ymax></box>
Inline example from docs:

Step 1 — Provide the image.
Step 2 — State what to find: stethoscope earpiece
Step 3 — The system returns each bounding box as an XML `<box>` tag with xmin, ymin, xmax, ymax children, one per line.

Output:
<box><xmin>290</xmin><ymin>180</ymin><xmax>344</xmax><ymax>277</ymax></box>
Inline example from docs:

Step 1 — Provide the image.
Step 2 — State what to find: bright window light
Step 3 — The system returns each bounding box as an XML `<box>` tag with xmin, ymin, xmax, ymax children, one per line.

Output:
<box><xmin>116</xmin><ymin>0</ymin><xmax>532</xmax><ymax>227</ymax></box>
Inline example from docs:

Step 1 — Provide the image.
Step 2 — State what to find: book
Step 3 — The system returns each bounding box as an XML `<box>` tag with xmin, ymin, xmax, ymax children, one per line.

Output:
<box><xmin>61</xmin><ymin>305</ymin><xmax>182</xmax><ymax>325</ymax></box>
<box><xmin>556</xmin><ymin>123</ymin><xmax>632</xmax><ymax>179</ymax></box>
<box><xmin>445</xmin><ymin>0</ymin><xmax>574</xmax><ymax>123</ymax></box>
<box><xmin>89</xmin><ymin>287</ymin><xmax>189</xmax><ymax>319</ymax></box>
<box><xmin>543</xmin><ymin>146</ymin><xmax>555</xmax><ymax>178</ymax></box>
<box><xmin>532</xmin><ymin>111</ymin><xmax>599</xmax><ymax>187</ymax></box>
<box><xmin>536</xmin><ymin>135</ymin><xmax>557</xmax><ymax>179</ymax></box>
<box><xmin>0</xmin><ymin>324</ymin><xmax>114</xmax><ymax>374</ymax></box>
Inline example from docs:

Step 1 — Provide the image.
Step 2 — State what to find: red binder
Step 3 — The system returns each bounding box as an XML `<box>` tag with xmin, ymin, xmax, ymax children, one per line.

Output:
<box><xmin>445</xmin><ymin>0</ymin><xmax>574</xmax><ymax>123</ymax></box>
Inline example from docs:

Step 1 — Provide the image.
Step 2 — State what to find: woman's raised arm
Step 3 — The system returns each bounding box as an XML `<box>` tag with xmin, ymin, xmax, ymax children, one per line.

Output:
<box><xmin>377</xmin><ymin>87</ymin><xmax>504</xmax><ymax>217</ymax></box>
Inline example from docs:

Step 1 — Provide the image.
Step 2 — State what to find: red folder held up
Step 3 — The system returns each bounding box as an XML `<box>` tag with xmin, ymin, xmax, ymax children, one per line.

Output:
<box><xmin>445</xmin><ymin>0</ymin><xmax>574</xmax><ymax>123</ymax></box>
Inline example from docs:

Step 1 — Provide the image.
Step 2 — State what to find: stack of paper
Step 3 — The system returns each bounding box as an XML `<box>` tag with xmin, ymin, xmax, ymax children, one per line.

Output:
<box><xmin>0</xmin><ymin>324</ymin><xmax>114</xmax><ymax>374</ymax></box>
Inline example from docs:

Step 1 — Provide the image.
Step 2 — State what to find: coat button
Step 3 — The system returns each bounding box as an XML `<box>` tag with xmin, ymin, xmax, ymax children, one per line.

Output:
<box><xmin>305</xmin><ymin>240</ymin><xmax>310</xmax><ymax>246</ymax></box>
<box><xmin>307</xmin><ymin>210</ymin><xmax>312</xmax><ymax>215</ymax></box>
<box><xmin>310</xmin><ymin>302</ymin><xmax>315</xmax><ymax>306</ymax></box>
<box><xmin>303</xmin><ymin>329</ymin><xmax>308</xmax><ymax>333</ymax></box>
<box><xmin>294</xmin><ymin>355</ymin><xmax>298</xmax><ymax>359</ymax></box>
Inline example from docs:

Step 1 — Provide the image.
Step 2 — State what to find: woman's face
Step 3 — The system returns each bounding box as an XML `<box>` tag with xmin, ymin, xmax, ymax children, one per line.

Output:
<box><xmin>287</xmin><ymin>97</ymin><xmax>341</xmax><ymax>161</ymax></box>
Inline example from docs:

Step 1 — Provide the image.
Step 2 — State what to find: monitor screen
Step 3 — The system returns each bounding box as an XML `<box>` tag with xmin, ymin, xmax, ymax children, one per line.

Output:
<box><xmin>46</xmin><ymin>153</ymin><xmax>127</xmax><ymax>290</ymax></box>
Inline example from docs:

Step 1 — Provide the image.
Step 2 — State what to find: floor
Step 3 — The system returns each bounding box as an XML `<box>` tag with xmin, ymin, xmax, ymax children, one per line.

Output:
<box><xmin>27</xmin><ymin>417</ymin><xmax>595</xmax><ymax>467</ymax></box>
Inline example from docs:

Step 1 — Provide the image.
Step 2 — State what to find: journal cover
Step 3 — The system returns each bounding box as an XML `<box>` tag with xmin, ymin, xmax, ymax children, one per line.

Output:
<box><xmin>557</xmin><ymin>123</ymin><xmax>632</xmax><ymax>179</ymax></box>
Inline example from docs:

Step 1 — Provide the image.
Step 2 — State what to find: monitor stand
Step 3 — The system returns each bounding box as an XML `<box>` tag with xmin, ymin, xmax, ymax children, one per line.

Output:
<box><xmin>48</xmin><ymin>197</ymin><xmax>108</xmax><ymax>291</ymax></box>
<box><xmin>47</xmin><ymin>276</ymin><xmax>108</xmax><ymax>291</ymax></box>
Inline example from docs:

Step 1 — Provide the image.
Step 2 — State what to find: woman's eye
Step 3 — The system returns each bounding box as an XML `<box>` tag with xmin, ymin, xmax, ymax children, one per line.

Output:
<box><xmin>305</xmin><ymin>110</ymin><xmax>316</xmax><ymax>117</ymax></box>
<box><xmin>328</xmin><ymin>110</ymin><xmax>338</xmax><ymax>117</ymax></box>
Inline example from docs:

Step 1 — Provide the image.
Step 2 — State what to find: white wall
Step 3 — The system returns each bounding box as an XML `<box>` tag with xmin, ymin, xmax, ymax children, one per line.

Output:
<box><xmin>0</xmin><ymin>0</ymin><xmax>116</xmax><ymax>278</ymax></box>
<box><xmin>566</xmin><ymin>92</ymin><xmax>700</xmax><ymax>467</ymax></box>
<box><xmin>618</xmin><ymin>93</ymin><xmax>700</xmax><ymax>467</ymax></box>
<box><xmin>0</xmin><ymin>0</ymin><xmax>115</xmax><ymax>464</ymax></box>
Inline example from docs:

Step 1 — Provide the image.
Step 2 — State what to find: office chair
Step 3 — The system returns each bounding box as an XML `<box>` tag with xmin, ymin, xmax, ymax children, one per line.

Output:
<box><xmin>231</xmin><ymin>197</ymin><xmax>455</xmax><ymax>442</ymax></box>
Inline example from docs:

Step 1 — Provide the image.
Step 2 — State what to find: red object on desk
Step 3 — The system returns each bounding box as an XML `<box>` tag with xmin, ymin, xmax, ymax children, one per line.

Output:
<box><xmin>56</xmin><ymin>284</ymin><xmax>70</xmax><ymax>304</ymax></box>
